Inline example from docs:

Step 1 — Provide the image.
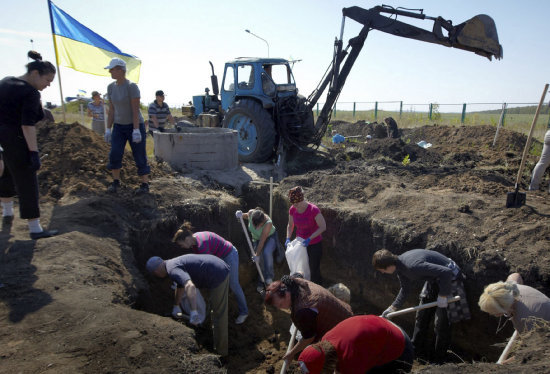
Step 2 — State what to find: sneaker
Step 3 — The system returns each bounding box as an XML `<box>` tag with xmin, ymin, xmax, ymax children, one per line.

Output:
<box><xmin>30</xmin><ymin>229</ymin><xmax>59</xmax><ymax>240</ymax></box>
<box><xmin>235</xmin><ymin>314</ymin><xmax>248</xmax><ymax>325</ymax></box>
<box><xmin>107</xmin><ymin>180</ymin><xmax>120</xmax><ymax>193</ymax></box>
<box><xmin>135</xmin><ymin>182</ymin><xmax>149</xmax><ymax>194</ymax></box>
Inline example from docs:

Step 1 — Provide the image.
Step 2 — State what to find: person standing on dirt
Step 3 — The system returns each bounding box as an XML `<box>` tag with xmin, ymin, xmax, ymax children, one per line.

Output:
<box><xmin>372</xmin><ymin>248</ymin><xmax>470</xmax><ymax>363</ymax></box>
<box><xmin>528</xmin><ymin>123</ymin><xmax>550</xmax><ymax>193</ymax></box>
<box><xmin>236</xmin><ymin>207</ymin><xmax>284</xmax><ymax>292</ymax></box>
<box><xmin>297</xmin><ymin>315</ymin><xmax>413</xmax><ymax>374</ymax></box>
<box><xmin>146</xmin><ymin>254</ymin><xmax>230</xmax><ymax>357</ymax></box>
<box><xmin>479</xmin><ymin>272</ymin><xmax>550</xmax><ymax>334</ymax></box>
<box><xmin>172</xmin><ymin>221</ymin><xmax>249</xmax><ymax>324</ymax></box>
<box><xmin>103</xmin><ymin>58</ymin><xmax>150</xmax><ymax>194</ymax></box>
<box><xmin>0</xmin><ymin>51</ymin><xmax>58</xmax><ymax>240</ymax></box>
<box><xmin>286</xmin><ymin>186</ymin><xmax>326</xmax><ymax>285</ymax></box>
<box><xmin>147</xmin><ymin>90</ymin><xmax>175</xmax><ymax>135</ymax></box>
<box><xmin>87</xmin><ymin>91</ymin><xmax>106</xmax><ymax>135</ymax></box>
<box><xmin>264</xmin><ymin>274</ymin><xmax>353</xmax><ymax>362</ymax></box>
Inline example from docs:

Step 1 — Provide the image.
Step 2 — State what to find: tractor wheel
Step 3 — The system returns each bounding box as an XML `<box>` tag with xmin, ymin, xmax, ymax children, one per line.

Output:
<box><xmin>222</xmin><ymin>99</ymin><xmax>276</xmax><ymax>163</ymax></box>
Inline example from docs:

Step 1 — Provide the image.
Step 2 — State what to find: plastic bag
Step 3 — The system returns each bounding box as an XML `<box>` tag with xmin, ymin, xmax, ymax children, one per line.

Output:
<box><xmin>285</xmin><ymin>238</ymin><xmax>310</xmax><ymax>280</ymax></box>
<box><xmin>180</xmin><ymin>288</ymin><xmax>206</xmax><ymax>325</ymax></box>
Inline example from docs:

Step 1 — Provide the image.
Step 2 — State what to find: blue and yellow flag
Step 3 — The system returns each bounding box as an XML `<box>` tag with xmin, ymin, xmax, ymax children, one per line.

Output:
<box><xmin>48</xmin><ymin>0</ymin><xmax>141</xmax><ymax>82</ymax></box>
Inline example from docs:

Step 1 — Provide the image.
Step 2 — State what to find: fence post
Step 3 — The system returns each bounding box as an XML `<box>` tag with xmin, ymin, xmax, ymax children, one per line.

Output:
<box><xmin>374</xmin><ymin>101</ymin><xmax>378</xmax><ymax>121</ymax></box>
<box><xmin>353</xmin><ymin>102</ymin><xmax>356</xmax><ymax>118</ymax></box>
<box><xmin>316</xmin><ymin>103</ymin><xmax>319</xmax><ymax>117</ymax></box>
<box><xmin>399</xmin><ymin>101</ymin><xmax>403</xmax><ymax>119</ymax></box>
<box><xmin>429</xmin><ymin>103</ymin><xmax>433</xmax><ymax>120</ymax></box>
<box><xmin>333</xmin><ymin>103</ymin><xmax>337</xmax><ymax>118</ymax></box>
<box><xmin>461</xmin><ymin>103</ymin><xmax>467</xmax><ymax>124</ymax></box>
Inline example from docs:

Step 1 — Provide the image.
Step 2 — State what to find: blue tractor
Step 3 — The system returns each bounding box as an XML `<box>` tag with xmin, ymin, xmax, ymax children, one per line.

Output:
<box><xmin>192</xmin><ymin>5</ymin><xmax>502</xmax><ymax>164</ymax></box>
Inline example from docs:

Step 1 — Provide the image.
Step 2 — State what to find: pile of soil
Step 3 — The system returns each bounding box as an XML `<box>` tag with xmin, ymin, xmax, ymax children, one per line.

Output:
<box><xmin>1</xmin><ymin>119</ymin><xmax>550</xmax><ymax>373</ymax></box>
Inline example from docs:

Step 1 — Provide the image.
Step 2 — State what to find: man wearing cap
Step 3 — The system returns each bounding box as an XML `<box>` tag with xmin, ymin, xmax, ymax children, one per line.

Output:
<box><xmin>146</xmin><ymin>254</ymin><xmax>230</xmax><ymax>357</ymax></box>
<box><xmin>148</xmin><ymin>90</ymin><xmax>175</xmax><ymax>134</ymax></box>
<box><xmin>103</xmin><ymin>58</ymin><xmax>150</xmax><ymax>194</ymax></box>
<box><xmin>87</xmin><ymin>91</ymin><xmax>106</xmax><ymax>134</ymax></box>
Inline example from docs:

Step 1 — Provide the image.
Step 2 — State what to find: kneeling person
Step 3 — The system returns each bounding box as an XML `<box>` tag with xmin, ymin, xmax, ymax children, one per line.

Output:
<box><xmin>146</xmin><ymin>254</ymin><xmax>229</xmax><ymax>357</ymax></box>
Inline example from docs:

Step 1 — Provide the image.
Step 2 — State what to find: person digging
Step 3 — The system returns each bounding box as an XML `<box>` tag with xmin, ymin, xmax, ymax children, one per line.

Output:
<box><xmin>373</xmin><ymin>248</ymin><xmax>470</xmax><ymax>363</ymax></box>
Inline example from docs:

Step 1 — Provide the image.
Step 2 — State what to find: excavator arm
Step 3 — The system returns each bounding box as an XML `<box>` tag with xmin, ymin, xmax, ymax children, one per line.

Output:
<box><xmin>306</xmin><ymin>5</ymin><xmax>502</xmax><ymax>144</ymax></box>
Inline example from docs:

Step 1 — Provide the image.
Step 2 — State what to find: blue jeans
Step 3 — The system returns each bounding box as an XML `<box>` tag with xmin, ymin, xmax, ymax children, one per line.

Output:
<box><xmin>255</xmin><ymin>233</ymin><xmax>276</xmax><ymax>281</ymax></box>
<box><xmin>108</xmin><ymin>123</ymin><xmax>151</xmax><ymax>176</ymax></box>
<box><xmin>223</xmin><ymin>247</ymin><xmax>248</xmax><ymax>316</ymax></box>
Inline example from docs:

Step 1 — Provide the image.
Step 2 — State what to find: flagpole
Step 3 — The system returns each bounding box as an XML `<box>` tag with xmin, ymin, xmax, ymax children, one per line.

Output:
<box><xmin>47</xmin><ymin>0</ymin><xmax>66</xmax><ymax>122</ymax></box>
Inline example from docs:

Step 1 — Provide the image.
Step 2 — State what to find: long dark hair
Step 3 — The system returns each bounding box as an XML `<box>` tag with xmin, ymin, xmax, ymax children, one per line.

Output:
<box><xmin>26</xmin><ymin>51</ymin><xmax>56</xmax><ymax>76</ymax></box>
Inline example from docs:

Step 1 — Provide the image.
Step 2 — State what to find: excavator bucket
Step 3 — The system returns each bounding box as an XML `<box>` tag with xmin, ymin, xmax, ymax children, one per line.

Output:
<box><xmin>453</xmin><ymin>14</ymin><xmax>503</xmax><ymax>60</ymax></box>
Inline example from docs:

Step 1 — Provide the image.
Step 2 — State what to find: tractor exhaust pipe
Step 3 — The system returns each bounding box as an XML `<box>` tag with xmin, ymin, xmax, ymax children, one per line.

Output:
<box><xmin>209</xmin><ymin>61</ymin><xmax>219</xmax><ymax>96</ymax></box>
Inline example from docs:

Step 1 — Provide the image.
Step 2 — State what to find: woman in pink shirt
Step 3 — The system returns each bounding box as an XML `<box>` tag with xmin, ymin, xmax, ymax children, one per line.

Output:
<box><xmin>286</xmin><ymin>186</ymin><xmax>326</xmax><ymax>284</ymax></box>
<box><xmin>173</xmin><ymin>221</ymin><xmax>248</xmax><ymax>324</ymax></box>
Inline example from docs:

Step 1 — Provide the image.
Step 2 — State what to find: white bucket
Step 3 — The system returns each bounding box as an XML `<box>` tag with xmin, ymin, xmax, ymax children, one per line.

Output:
<box><xmin>180</xmin><ymin>288</ymin><xmax>207</xmax><ymax>324</ymax></box>
<box><xmin>285</xmin><ymin>238</ymin><xmax>310</xmax><ymax>280</ymax></box>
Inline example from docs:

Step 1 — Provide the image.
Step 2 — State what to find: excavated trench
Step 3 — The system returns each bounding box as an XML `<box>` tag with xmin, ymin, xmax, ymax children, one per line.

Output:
<box><xmin>127</xmin><ymin>183</ymin><xmax>511</xmax><ymax>372</ymax></box>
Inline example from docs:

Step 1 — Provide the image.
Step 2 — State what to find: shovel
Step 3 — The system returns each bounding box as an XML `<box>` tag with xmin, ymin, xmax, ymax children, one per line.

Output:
<box><xmin>384</xmin><ymin>295</ymin><xmax>461</xmax><ymax>319</ymax></box>
<box><xmin>236</xmin><ymin>211</ymin><xmax>267</xmax><ymax>293</ymax></box>
<box><xmin>506</xmin><ymin>83</ymin><xmax>549</xmax><ymax>208</ymax></box>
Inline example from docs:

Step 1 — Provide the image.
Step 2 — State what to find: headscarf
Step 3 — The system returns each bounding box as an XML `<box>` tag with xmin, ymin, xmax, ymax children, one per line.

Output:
<box><xmin>298</xmin><ymin>345</ymin><xmax>325</xmax><ymax>374</ymax></box>
<box><xmin>289</xmin><ymin>186</ymin><xmax>304</xmax><ymax>204</ymax></box>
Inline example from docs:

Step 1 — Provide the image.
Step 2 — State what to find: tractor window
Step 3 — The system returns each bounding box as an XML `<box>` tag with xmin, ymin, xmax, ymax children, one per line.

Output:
<box><xmin>236</xmin><ymin>64</ymin><xmax>254</xmax><ymax>90</ymax></box>
<box><xmin>223</xmin><ymin>66</ymin><xmax>235</xmax><ymax>91</ymax></box>
<box><xmin>270</xmin><ymin>64</ymin><xmax>294</xmax><ymax>85</ymax></box>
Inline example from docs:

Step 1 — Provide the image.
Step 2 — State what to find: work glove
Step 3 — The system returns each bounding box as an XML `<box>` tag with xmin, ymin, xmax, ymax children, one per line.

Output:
<box><xmin>437</xmin><ymin>295</ymin><xmax>448</xmax><ymax>308</ymax></box>
<box><xmin>235</xmin><ymin>210</ymin><xmax>243</xmax><ymax>220</ymax></box>
<box><xmin>302</xmin><ymin>238</ymin><xmax>311</xmax><ymax>247</ymax></box>
<box><xmin>285</xmin><ymin>238</ymin><xmax>291</xmax><ymax>247</ymax></box>
<box><xmin>172</xmin><ymin>305</ymin><xmax>183</xmax><ymax>318</ymax></box>
<box><xmin>252</xmin><ymin>255</ymin><xmax>260</xmax><ymax>264</ymax></box>
<box><xmin>104</xmin><ymin>128</ymin><xmax>112</xmax><ymax>143</ymax></box>
<box><xmin>29</xmin><ymin>151</ymin><xmax>41</xmax><ymax>171</ymax></box>
<box><xmin>171</xmin><ymin>281</ymin><xmax>178</xmax><ymax>290</ymax></box>
<box><xmin>189</xmin><ymin>310</ymin><xmax>201</xmax><ymax>326</ymax></box>
<box><xmin>132</xmin><ymin>128</ymin><xmax>142</xmax><ymax>143</ymax></box>
<box><xmin>381</xmin><ymin>305</ymin><xmax>396</xmax><ymax>318</ymax></box>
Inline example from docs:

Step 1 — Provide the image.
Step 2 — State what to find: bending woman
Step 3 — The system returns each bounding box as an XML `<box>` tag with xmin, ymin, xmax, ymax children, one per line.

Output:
<box><xmin>264</xmin><ymin>275</ymin><xmax>352</xmax><ymax>362</ymax></box>
<box><xmin>173</xmin><ymin>221</ymin><xmax>249</xmax><ymax>324</ymax></box>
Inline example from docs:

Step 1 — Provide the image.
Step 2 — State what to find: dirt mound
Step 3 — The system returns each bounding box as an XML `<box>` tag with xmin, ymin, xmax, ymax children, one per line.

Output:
<box><xmin>37</xmin><ymin>122</ymin><xmax>173</xmax><ymax>200</ymax></box>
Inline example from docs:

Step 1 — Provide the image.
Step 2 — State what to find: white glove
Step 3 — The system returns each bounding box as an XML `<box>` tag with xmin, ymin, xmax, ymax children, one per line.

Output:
<box><xmin>172</xmin><ymin>305</ymin><xmax>183</xmax><ymax>318</ymax></box>
<box><xmin>104</xmin><ymin>128</ymin><xmax>112</xmax><ymax>143</ymax></box>
<box><xmin>437</xmin><ymin>295</ymin><xmax>448</xmax><ymax>308</ymax></box>
<box><xmin>171</xmin><ymin>281</ymin><xmax>178</xmax><ymax>290</ymax></box>
<box><xmin>381</xmin><ymin>305</ymin><xmax>396</xmax><ymax>318</ymax></box>
<box><xmin>252</xmin><ymin>255</ymin><xmax>260</xmax><ymax>264</ymax></box>
<box><xmin>189</xmin><ymin>310</ymin><xmax>201</xmax><ymax>325</ymax></box>
<box><xmin>132</xmin><ymin>128</ymin><xmax>142</xmax><ymax>143</ymax></box>
<box><xmin>235</xmin><ymin>210</ymin><xmax>243</xmax><ymax>219</ymax></box>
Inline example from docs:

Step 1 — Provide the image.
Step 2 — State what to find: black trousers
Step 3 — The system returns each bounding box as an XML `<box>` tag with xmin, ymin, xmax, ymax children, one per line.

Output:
<box><xmin>306</xmin><ymin>241</ymin><xmax>323</xmax><ymax>285</ymax></box>
<box><xmin>0</xmin><ymin>126</ymin><xmax>40</xmax><ymax>219</ymax></box>
<box><xmin>411</xmin><ymin>280</ymin><xmax>452</xmax><ymax>363</ymax></box>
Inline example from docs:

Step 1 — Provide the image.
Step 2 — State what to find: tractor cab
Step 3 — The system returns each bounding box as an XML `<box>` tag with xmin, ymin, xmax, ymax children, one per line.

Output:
<box><xmin>220</xmin><ymin>57</ymin><xmax>296</xmax><ymax>112</ymax></box>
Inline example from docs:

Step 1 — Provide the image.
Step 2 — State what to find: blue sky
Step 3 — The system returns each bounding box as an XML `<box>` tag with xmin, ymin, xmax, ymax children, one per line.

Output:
<box><xmin>0</xmin><ymin>0</ymin><xmax>548</xmax><ymax>112</ymax></box>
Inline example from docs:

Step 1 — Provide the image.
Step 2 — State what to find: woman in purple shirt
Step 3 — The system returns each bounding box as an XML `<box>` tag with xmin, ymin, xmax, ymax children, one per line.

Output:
<box><xmin>286</xmin><ymin>186</ymin><xmax>327</xmax><ymax>285</ymax></box>
<box><xmin>173</xmin><ymin>221</ymin><xmax>249</xmax><ymax>324</ymax></box>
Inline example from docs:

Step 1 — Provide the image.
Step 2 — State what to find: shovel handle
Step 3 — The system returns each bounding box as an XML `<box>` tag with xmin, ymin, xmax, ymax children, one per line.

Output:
<box><xmin>497</xmin><ymin>330</ymin><xmax>518</xmax><ymax>364</ymax></box>
<box><xmin>280</xmin><ymin>323</ymin><xmax>298</xmax><ymax>374</ymax></box>
<box><xmin>384</xmin><ymin>295</ymin><xmax>461</xmax><ymax>319</ymax></box>
<box><xmin>238</xmin><ymin>215</ymin><xmax>266</xmax><ymax>284</ymax></box>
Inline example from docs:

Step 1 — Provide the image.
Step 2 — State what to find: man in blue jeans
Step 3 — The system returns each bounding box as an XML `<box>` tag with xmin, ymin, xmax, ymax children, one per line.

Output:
<box><xmin>104</xmin><ymin>58</ymin><xmax>150</xmax><ymax>194</ymax></box>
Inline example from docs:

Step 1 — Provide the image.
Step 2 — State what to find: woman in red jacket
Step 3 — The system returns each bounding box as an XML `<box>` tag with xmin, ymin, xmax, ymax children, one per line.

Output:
<box><xmin>298</xmin><ymin>315</ymin><xmax>413</xmax><ymax>374</ymax></box>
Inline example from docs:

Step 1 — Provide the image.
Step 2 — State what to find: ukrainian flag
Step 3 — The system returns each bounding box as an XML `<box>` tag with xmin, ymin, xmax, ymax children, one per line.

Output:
<box><xmin>48</xmin><ymin>0</ymin><xmax>141</xmax><ymax>82</ymax></box>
